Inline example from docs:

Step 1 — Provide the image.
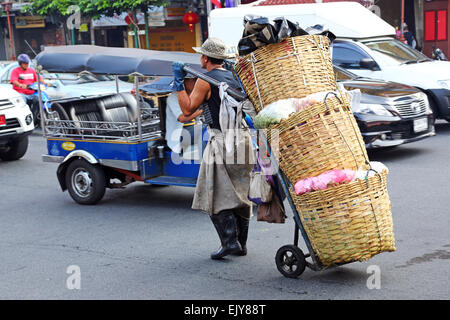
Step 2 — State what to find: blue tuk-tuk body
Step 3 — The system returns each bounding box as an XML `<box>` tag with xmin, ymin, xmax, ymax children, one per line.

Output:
<box><xmin>46</xmin><ymin>136</ymin><xmax>201</xmax><ymax>187</ymax></box>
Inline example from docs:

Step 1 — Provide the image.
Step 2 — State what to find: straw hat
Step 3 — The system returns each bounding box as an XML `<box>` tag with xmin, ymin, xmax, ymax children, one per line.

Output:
<box><xmin>193</xmin><ymin>37</ymin><xmax>234</xmax><ymax>60</ymax></box>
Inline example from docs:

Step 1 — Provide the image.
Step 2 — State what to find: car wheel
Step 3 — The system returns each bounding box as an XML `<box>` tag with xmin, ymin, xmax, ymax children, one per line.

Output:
<box><xmin>65</xmin><ymin>159</ymin><xmax>106</xmax><ymax>205</ymax></box>
<box><xmin>0</xmin><ymin>136</ymin><xmax>29</xmax><ymax>161</ymax></box>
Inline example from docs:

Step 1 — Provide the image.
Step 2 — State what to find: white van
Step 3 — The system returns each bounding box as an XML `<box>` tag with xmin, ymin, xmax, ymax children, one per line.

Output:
<box><xmin>209</xmin><ymin>1</ymin><xmax>450</xmax><ymax>122</ymax></box>
<box><xmin>0</xmin><ymin>86</ymin><xmax>34</xmax><ymax>161</ymax></box>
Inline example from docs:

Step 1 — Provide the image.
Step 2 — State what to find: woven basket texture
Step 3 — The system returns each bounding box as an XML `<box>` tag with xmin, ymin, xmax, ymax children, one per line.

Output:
<box><xmin>289</xmin><ymin>169</ymin><xmax>396</xmax><ymax>266</ymax></box>
<box><xmin>265</xmin><ymin>96</ymin><xmax>369</xmax><ymax>184</ymax></box>
<box><xmin>236</xmin><ymin>35</ymin><xmax>337</xmax><ymax>112</ymax></box>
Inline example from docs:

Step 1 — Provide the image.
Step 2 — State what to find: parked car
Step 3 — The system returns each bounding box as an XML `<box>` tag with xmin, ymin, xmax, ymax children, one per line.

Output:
<box><xmin>335</xmin><ymin>66</ymin><xmax>435</xmax><ymax>149</ymax></box>
<box><xmin>0</xmin><ymin>86</ymin><xmax>34</xmax><ymax>161</ymax></box>
<box><xmin>0</xmin><ymin>61</ymin><xmax>133</xmax><ymax>100</ymax></box>
<box><xmin>331</xmin><ymin>38</ymin><xmax>450</xmax><ymax>124</ymax></box>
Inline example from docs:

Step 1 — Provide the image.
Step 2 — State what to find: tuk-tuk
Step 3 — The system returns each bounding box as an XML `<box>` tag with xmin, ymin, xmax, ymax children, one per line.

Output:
<box><xmin>36</xmin><ymin>45</ymin><xmax>239</xmax><ymax>205</ymax></box>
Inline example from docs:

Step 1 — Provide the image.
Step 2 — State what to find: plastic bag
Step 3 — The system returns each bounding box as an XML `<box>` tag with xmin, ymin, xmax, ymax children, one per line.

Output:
<box><xmin>253</xmin><ymin>98</ymin><xmax>298</xmax><ymax>129</ymax></box>
<box><xmin>293</xmin><ymin>161</ymin><xmax>388</xmax><ymax>195</ymax></box>
<box><xmin>238</xmin><ymin>16</ymin><xmax>336</xmax><ymax>56</ymax></box>
<box><xmin>257</xmin><ymin>191</ymin><xmax>286</xmax><ymax>224</ymax></box>
<box><xmin>252</xmin><ymin>91</ymin><xmax>342</xmax><ymax>129</ymax></box>
<box><xmin>238</xmin><ymin>16</ymin><xmax>308</xmax><ymax>56</ymax></box>
<box><xmin>354</xmin><ymin>161</ymin><xmax>389</xmax><ymax>181</ymax></box>
<box><xmin>248</xmin><ymin>154</ymin><xmax>273</xmax><ymax>205</ymax></box>
<box><xmin>294</xmin><ymin>169</ymin><xmax>356</xmax><ymax>195</ymax></box>
<box><xmin>343</xmin><ymin>87</ymin><xmax>362</xmax><ymax>113</ymax></box>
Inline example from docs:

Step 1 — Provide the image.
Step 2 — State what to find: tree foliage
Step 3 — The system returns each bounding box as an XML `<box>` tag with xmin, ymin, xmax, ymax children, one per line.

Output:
<box><xmin>27</xmin><ymin>0</ymin><xmax>168</xmax><ymax>19</ymax></box>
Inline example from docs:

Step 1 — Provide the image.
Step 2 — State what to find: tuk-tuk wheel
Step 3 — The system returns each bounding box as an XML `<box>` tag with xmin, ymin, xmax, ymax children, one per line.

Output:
<box><xmin>65</xmin><ymin>159</ymin><xmax>106</xmax><ymax>205</ymax></box>
<box><xmin>275</xmin><ymin>245</ymin><xmax>307</xmax><ymax>278</ymax></box>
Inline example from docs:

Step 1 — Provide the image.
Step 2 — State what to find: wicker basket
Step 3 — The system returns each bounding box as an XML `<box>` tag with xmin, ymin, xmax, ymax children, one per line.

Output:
<box><xmin>265</xmin><ymin>95</ymin><xmax>369</xmax><ymax>184</ymax></box>
<box><xmin>289</xmin><ymin>169</ymin><xmax>396</xmax><ymax>267</ymax></box>
<box><xmin>235</xmin><ymin>35</ymin><xmax>337</xmax><ymax>112</ymax></box>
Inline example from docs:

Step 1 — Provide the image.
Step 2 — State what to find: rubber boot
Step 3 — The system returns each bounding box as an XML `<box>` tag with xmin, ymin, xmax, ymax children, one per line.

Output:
<box><xmin>210</xmin><ymin>210</ymin><xmax>242</xmax><ymax>260</ymax></box>
<box><xmin>234</xmin><ymin>214</ymin><xmax>249</xmax><ymax>256</ymax></box>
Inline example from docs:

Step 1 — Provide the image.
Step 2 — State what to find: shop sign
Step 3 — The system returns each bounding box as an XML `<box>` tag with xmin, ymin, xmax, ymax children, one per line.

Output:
<box><xmin>15</xmin><ymin>16</ymin><xmax>45</xmax><ymax>28</ymax></box>
<box><xmin>79</xmin><ymin>24</ymin><xmax>88</xmax><ymax>32</ymax></box>
<box><xmin>165</xmin><ymin>7</ymin><xmax>186</xmax><ymax>21</ymax></box>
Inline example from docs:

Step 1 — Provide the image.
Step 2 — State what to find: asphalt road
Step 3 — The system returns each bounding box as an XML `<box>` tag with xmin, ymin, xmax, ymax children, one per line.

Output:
<box><xmin>0</xmin><ymin>122</ymin><xmax>449</xmax><ymax>300</ymax></box>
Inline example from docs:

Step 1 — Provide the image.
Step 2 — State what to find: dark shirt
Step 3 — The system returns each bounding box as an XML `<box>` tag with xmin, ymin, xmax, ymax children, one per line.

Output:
<box><xmin>404</xmin><ymin>31</ymin><xmax>416</xmax><ymax>48</ymax></box>
<box><xmin>204</xmin><ymin>68</ymin><xmax>240</xmax><ymax>130</ymax></box>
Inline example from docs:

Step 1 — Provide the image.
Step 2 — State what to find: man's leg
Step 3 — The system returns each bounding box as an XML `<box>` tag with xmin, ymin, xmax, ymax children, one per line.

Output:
<box><xmin>232</xmin><ymin>207</ymin><xmax>251</xmax><ymax>256</ymax></box>
<box><xmin>209</xmin><ymin>210</ymin><xmax>242</xmax><ymax>260</ymax></box>
<box><xmin>234</xmin><ymin>214</ymin><xmax>250</xmax><ymax>256</ymax></box>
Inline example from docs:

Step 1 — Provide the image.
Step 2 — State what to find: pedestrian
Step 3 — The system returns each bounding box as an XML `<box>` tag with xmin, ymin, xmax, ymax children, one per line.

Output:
<box><xmin>173</xmin><ymin>37</ymin><xmax>254</xmax><ymax>260</ymax></box>
<box><xmin>403</xmin><ymin>24</ymin><xmax>417</xmax><ymax>50</ymax></box>
<box><xmin>10</xmin><ymin>53</ymin><xmax>46</xmax><ymax>126</ymax></box>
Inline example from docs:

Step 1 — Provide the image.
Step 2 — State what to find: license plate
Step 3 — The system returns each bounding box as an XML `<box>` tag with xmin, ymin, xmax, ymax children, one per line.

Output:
<box><xmin>413</xmin><ymin>118</ymin><xmax>428</xmax><ymax>133</ymax></box>
<box><xmin>0</xmin><ymin>115</ymin><xmax>5</xmax><ymax>126</ymax></box>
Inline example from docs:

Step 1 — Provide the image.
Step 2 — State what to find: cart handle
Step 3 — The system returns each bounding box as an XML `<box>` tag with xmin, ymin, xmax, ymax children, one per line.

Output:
<box><xmin>183</xmin><ymin>65</ymin><xmax>248</xmax><ymax>102</ymax></box>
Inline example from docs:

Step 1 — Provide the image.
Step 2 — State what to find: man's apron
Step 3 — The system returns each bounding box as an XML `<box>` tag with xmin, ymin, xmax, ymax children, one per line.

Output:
<box><xmin>192</xmin><ymin>127</ymin><xmax>254</xmax><ymax>219</ymax></box>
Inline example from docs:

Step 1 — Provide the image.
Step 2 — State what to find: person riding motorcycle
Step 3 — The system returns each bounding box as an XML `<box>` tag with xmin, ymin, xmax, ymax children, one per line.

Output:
<box><xmin>10</xmin><ymin>53</ymin><xmax>46</xmax><ymax>126</ymax></box>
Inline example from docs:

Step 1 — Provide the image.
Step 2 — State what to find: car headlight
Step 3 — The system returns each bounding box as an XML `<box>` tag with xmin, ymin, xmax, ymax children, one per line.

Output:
<box><xmin>354</xmin><ymin>104</ymin><xmax>394</xmax><ymax>116</ymax></box>
<box><xmin>413</xmin><ymin>92</ymin><xmax>432</xmax><ymax>114</ymax></box>
<box><xmin>438</xmin><ymin>80</ymin><xmax>450</xmax><ymax>89</ymax></box>
<box><xmin>25</xmin><ymin>114</ymin><xmax>33</xmax><ymax>126</ymax></box>
<box><xmin>9</xmin><ymin>96</ymin><xmax>26</xmax><ymax>106</ymax></box>
<box><xmin>414</xmin><ymin>91</ymin><xmax>428</xmax><ymax>101</ymax></box>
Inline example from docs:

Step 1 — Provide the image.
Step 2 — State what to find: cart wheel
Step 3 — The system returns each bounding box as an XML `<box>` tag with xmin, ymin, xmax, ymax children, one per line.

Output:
<box><xmin>65</xmin><ymin>159</ymin><xmax>106</xmax><ymax>205</ymax></box>
<box><xmin>275</xmin><ymin>245</ymin><xmax>307</xmax><ymax>278</ymax></box>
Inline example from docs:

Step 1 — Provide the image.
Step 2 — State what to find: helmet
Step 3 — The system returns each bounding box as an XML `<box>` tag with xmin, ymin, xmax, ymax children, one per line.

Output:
<box><xmin>17</xmin><ymin>54</ymin><xmax>31</xmax><ymax>64</ymax></box>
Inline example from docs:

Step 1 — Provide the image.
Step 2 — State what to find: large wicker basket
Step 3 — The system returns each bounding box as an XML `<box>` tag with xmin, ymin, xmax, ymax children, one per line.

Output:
<box><xmin>265</xmin><ymin>95</ymin><xmax>369</xmax><ymax>184</ymax></box>
<box><xmin>289</xmin><ymin>169</ymin><xmax>396</xmax><ymax>267</ymax></box>
<box><xmin>236</xmin><ymin>35</ymin><xmax>337</xmax><ymax>112</ymax></box>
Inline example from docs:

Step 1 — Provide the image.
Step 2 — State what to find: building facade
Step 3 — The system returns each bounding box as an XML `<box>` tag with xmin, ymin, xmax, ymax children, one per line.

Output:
<box><xmin>422</xmin><ymin>0</ymin><xmax>449</xmax><ymax>57</ymax></box>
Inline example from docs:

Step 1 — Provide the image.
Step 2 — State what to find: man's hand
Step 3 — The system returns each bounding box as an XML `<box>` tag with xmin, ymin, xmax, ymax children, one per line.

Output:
<box><xmin>16</xmin><ymin>83</ymin><xmax>27</xmax><ymax>89</ymax></box>
<box><xmin>172</xmin><ymin>61</ymin><xmax>187</xmax><ymax>91</ymax></box>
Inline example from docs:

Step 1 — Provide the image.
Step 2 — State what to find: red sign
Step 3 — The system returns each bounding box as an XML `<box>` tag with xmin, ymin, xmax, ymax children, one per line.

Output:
<box><xmin>0</xmin><ymin>115</ymin><xmax>5</xmax><ymax>126</ymax></box>
<box><xmin>211</xmin><ymin>0</ymin><xmax>222</xmax><ymax>8</ymax></box>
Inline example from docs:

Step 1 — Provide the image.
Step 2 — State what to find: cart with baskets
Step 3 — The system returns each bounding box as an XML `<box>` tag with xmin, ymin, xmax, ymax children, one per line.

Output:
<box><xmin>36</xmin><ymin>44</ymin><xmax>395</xmax><ymax>278</ymax></box>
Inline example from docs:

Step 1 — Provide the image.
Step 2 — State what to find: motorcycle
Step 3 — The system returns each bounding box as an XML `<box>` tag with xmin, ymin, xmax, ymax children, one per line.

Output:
<box><xmin>431</xmin><ymin>45</ymin><xmax>448</xmax><ymax>61</ymax></box>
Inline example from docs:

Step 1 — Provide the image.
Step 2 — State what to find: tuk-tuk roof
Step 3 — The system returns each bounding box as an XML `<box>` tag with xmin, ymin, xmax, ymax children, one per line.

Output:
<box><xmin>35</xmin><ymin>45</ymin><xmax>204</xmax><ymax>77</ymax></box>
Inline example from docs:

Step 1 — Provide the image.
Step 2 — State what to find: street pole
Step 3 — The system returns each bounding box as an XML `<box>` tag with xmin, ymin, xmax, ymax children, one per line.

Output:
<box><xmin>132</xmin><ymin>11</ymin><xmax>139</xmax><ymax>49</ymax></box>
<box><xmin>71</xmin><ymin>28</ymin><xmax>76</xmax><ymax>45</ymax></box>
<box><xmin>400</xmin><ymin>0</ymin><xmax>405</xmax><ymax>42</ymax></box>
<box><xmin>144</xmin><ymin>10</ymin><xmax>150</xmax><ymax>49</ymax></box>
<box><xmin>6</xmin><ymin>4</ymin><xmax>15</xmax><ymax>60</ymax></box>
<box><xmin>90</xmin><ymin>19</ymin><xmax>95</xmax><ymax>45</ymax></box>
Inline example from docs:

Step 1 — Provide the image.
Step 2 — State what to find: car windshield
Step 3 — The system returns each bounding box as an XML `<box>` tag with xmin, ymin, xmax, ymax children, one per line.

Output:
<box><xmin>365</xmin><ymin>39</ymin><xmax>430</xmax><ymax>64</ymax></box>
